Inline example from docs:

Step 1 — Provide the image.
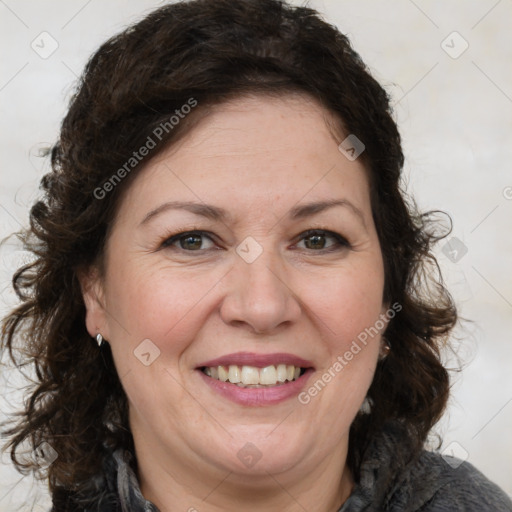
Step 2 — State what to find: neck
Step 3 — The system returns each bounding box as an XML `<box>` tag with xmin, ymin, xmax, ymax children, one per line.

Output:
<box><xmin>135</xmin><ymin>437</ymin><xmax>354</xmax><ymax>512</ymax></box>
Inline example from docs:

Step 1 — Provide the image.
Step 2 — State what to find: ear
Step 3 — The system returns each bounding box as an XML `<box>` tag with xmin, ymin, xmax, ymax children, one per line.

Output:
<box><xmin>78</xmin><ymin>266</ymin><xmax>110</xmax><ymax>341</ymax></box>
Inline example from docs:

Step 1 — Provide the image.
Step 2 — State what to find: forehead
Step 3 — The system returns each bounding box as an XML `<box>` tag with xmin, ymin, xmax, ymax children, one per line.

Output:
<box><xmin>115</xmin><ymin>93</ymin><xmax>371</xmax><ymax>224</ymax></box>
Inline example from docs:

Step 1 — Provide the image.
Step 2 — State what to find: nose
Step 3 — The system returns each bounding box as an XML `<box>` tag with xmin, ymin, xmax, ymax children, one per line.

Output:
<box><xmin>219</xmin><ymin>248</ymin><xmax>302</xmax><ymax>335</ymax></box>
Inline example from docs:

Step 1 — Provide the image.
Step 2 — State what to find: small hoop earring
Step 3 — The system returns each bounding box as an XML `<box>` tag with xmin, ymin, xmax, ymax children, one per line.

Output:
<box><xmin>96</xmin><ymin>333</ymin><xmax>104</xmax><ymax>347</ymax></box>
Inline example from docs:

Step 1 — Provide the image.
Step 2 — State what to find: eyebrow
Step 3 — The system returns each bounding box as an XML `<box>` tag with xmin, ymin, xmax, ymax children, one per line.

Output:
<box><xmin>289</xmin><ymin>199</ymin><xmax>366</xmax><ymax>227</ymax></box>
<box><xmin>140</xmin><ymin>201</ymin><xmax>230</xmax><ymax>226</ymax></box>
<box><xmin>139</xmin><ymin>199</ymin><xmax>366</xmax><ymax>228</ymax></box>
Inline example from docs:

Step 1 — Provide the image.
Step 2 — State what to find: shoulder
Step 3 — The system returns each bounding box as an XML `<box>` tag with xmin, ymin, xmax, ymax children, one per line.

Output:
<box><xmin>343</xmin><ymin>421</ymin><xmax>512</xmax><ymax>512</ymax></box>
<box><xmin>50</xmin><ymin>489</ymin><xmax>121</xmax><ymax>512</ymax></box>
<box><xmin>392</xmin><ymin>450</ymin><xmax>512</xmax><ymax>511</ymax></box>
<box><xmin>49</xmin><ymin>450</ymin><xmax>122</xmax><ymax>512</ymax></box>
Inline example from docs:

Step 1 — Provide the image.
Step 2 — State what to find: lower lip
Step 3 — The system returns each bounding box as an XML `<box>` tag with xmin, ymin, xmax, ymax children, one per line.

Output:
<box><xmin>197</xmin><ymin>368</ymin><xmax>315</xmax><ymax>406</ymax></box>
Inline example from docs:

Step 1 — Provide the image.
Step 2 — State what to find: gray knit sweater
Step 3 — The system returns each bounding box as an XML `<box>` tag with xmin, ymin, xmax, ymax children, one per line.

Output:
<box><xmin>51</xmin><ymin>421</ymin><xmax>512</xmax><ymax>511</ymax></box>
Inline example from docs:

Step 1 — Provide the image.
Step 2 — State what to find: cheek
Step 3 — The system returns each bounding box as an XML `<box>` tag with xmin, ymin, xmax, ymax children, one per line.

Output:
<box><xmin>302</xmin><ymin>264</ymin><xmax>384</xmax><ymax>423</ymax></box>
<box><xmin>105</xmin><ymin>258</ymin><xmax>223</xmax><ymax>349</ymax></box>
<box><xmin>302</xmin><ymin>261</ymin><xmax>385</xmax><ymax>346</ymax></box>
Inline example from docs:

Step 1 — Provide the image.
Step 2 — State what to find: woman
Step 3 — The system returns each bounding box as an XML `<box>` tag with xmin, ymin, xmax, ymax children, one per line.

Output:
<box><xmin>1</xmin><ymin>0</ymin><xmax>511</xmax><ymax>510</ymax></box>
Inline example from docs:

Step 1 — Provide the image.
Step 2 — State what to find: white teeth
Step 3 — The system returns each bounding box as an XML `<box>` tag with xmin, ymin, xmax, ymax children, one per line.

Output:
<box><xmin>228</xmin><ymin>365</ymin><xmax>241</xmax><ymax>383</ymax></box>
<box><xmin>241</xmin><ymin>366</ymin><xmax>260</xmax><ymax>385</ymax></box>
<box><xmin>203</xmin><ymin>364</ymin><xmax>304</xmax><ymax>386</ymax></box>
<box><xmin>276</xmin><ymin>364</ymin><xmax>287</xmax><ymax>383</ymax></box>
<box><xmin>218</xmin><ymin>365</ymin><xmax>229</xmax><ymax>381</ymax></box>
<box><xmin>260</xmin><ymin>365</ymin><xmax>277</xmax><ymax>385</ymax></box>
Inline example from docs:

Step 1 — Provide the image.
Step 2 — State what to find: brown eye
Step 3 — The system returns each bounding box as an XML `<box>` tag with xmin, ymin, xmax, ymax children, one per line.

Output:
<box><xmin>304</xmin><ymin>233</ymin><xmax>327</xmax><ymax>250</ymax></box>
<box><xmin>296</xmin><ymin>230</ymin><xmax>350</xmax><ymax>252</ymax></box>
<box><xmin>162</xmin><ymin>231</ymin><xmax>216</xmax><ymax>251</ymax></box>
<box><xmin>178</xmin><ymin>234</ymin><xmax>203</xmax><ymax>250</ymax></box>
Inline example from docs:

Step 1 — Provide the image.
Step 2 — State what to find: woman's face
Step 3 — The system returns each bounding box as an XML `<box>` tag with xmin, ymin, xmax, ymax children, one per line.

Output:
<box><xmin>83</xmin><ymin>94</ymin><xmax>387</xmax><ymax>488</ymax></box>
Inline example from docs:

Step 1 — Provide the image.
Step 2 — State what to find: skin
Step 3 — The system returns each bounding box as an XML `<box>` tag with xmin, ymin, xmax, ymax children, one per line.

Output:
<box><xmin>81</xmin><ymin>93</ymin><xmax>388</xmax><ymax>512</ymax></box>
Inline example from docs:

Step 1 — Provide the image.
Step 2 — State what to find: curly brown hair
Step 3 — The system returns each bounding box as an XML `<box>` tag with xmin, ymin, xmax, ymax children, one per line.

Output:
<box><xmin>1</xmin><ymin>0</ymin><xmax>457</xmax><ymax>502</ymax></box>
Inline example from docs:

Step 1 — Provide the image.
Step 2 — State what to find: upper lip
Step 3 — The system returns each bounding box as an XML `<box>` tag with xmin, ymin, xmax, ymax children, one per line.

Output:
<box><xmin>197</xmin><ymin>352</ymin><xmax>314</xmax><ymax>369</ymax></box>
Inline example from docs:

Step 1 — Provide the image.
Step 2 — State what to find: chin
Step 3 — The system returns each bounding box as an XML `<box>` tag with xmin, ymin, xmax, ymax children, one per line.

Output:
<box><xmin>206</xmin><ymin>427</ymin><xmax>309</xmax><ymax>476</ymax></box>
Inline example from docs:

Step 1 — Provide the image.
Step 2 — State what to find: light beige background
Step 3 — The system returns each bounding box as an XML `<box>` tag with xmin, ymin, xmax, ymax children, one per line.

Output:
<box><xmin>1</xmin><ymin>1</ymin><xmax>511</xmax><ymax>510</ymax></box>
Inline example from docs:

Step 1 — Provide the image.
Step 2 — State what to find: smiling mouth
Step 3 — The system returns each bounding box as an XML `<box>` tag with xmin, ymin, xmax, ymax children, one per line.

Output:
<box><xmin>200</xmin><ymin>364</ymin><xmax>308</xmax><ymax>388</ymax></box>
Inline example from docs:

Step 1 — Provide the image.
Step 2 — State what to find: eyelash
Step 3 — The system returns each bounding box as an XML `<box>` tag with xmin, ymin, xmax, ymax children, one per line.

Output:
<box><xmin>160</xmin><ymin>229</ymin><xmax>351</xmax><ymax>254</ymax></box>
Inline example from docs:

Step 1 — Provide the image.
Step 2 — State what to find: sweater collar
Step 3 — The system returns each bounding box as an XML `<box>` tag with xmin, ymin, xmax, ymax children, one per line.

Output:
<box><xmin>113</xmin><ymin>449</ymin><xmax>159</xmax><ymax>512</ymax></box>
<box><xmin>339</xmin><ymin>421</ymin><xmax>418</xmax><ymax>511</ymax></box>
